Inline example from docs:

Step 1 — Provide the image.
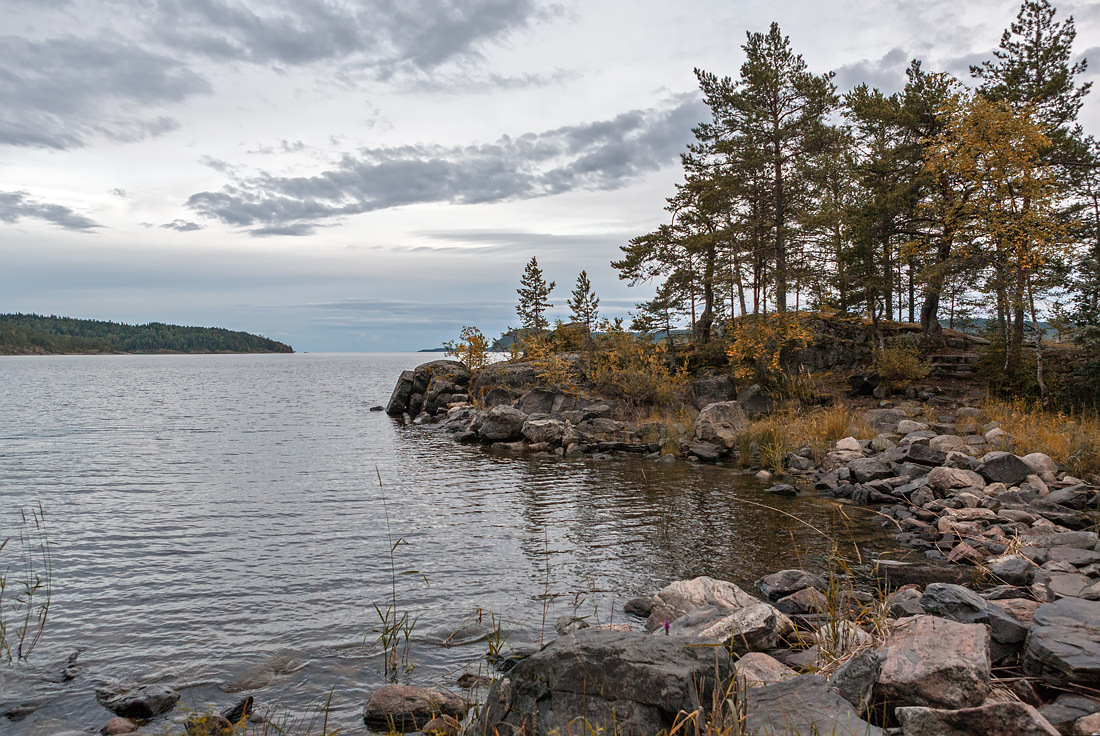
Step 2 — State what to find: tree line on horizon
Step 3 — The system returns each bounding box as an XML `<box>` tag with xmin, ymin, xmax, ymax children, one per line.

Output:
<box><xmin>0</xmin><ymin>313</ymin><xmax>293</xmax><ymax>354</ymax></box>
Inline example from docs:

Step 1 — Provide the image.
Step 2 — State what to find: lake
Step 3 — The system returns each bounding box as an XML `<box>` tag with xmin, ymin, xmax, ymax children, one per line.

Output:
<box><xmin>0</xmin><ymin>353</ymin><xmax>895</xmax><ymax>734</ymax></box>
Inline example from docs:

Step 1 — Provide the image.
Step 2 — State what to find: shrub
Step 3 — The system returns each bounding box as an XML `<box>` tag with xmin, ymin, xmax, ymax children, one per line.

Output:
<box><xmin>589</xmin><ymin>321</ymin><xmax>687</xmax><ymax>407</ymax></box>
<box><xmin>726</xmin><ymin>313</ymin><xmax>815</xmax><ymax>388</ymax></box>
<box><xmin>874</xmin><ymin>342</ymin><xmax>931</xmax><ymax>388</ymax></box>
<box><xmin>444</xmin><ymin>326</ymin><xmax>490</xmax><ymax>370</ymax></box>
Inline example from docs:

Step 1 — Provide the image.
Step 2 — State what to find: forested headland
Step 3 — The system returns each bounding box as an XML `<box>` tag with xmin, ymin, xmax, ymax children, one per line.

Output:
<box><xmin>0</xmin><ymin>314</ymin><xmax>293</xmax><ymax>355</ymax></box>
<box><xmin>448</xmin><ymin>1</ymin><xmax>1100</xmax><ymax>411</ymax></box>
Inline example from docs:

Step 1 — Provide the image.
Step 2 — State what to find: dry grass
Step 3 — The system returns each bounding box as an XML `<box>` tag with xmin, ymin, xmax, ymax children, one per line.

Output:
<box><xmin>737</xmin><ymin>405</ymin><xmax>876</xmax><ymax>471</ymax></box>
<box><xmin>979</xmin><ymin>399</ymin><xmax>1100</xmax><ymax>478</ymax></box>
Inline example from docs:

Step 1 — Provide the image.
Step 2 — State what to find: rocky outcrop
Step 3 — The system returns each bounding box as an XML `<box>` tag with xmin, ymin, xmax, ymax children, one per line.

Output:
<box><xmin>476</xmin><ymin>629</ymin><xmax>731</xmax><ymax>736</ymax></box>
<box><xmin>386</xmin><ymin>361</ymin><xmax>470</xmax><ymax>416</ymax></box>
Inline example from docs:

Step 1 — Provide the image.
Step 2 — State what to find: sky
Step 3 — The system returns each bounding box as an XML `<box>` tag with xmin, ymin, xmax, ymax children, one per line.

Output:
<box><xmin>2</xmin><ymin>0</ymin><xmax>1098</xmax><ymax>352</ymax></box>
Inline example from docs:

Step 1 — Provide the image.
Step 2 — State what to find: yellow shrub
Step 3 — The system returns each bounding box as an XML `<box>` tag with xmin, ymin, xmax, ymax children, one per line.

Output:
<box><xmin>874</xmin><ymin>343</ymin><xmax>931</xmax><ymax>388</ymax></box>
<box><xmin>589</xmin><ymin>323</ymin><xmax>687</xmax><ymax>407</ymax></box>
<box><xmin>444</xmin><ymin>326</ymin><xmax>490</xmax><ymax>369</ymax></box>
<box><xmin>726</xmin><ymin>313</ymin><xmax>815</xmax><ymax>386</ymax></box>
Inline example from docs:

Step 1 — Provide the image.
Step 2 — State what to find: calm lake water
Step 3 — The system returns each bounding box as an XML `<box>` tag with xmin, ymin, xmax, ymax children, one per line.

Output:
<box><xmin>0</xmin><ymin>354</ymin><xmax>896</xmax><ymax>734</ymax></box>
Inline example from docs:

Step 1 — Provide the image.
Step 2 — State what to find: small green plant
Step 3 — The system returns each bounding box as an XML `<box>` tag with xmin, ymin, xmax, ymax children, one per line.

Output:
<box><xmin>1</xmin><ymin>503</ymin><xmax>51</xmax><ymax>663</ymax></box>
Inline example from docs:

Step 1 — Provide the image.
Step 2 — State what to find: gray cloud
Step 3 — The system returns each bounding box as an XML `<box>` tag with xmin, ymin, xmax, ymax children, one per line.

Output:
<box><xmin>148</xmin><ymin>0</ymin><xmax>559</xmax><ymax>74</ymax></box>
<box><xmin>187</xmin><ymin>95</ymin><xmax>705</xmax><ymax>235</ymax></box>
<box><xmin>0</xmin><ymin>35</ymin><xmax>210</xmax><ymax>149</ymax></box>
<box><xmin>834</xmin><ymin>47</ymin><xmax>911</xmax><ymax>93</ymax></box>
<box><xmin>0</xmin><ymin>191</ymin><xmax>101</xmax><ymax>231</ymax></box>
<box><xmin>161</xmin><ymin>219</ymin><xmax>203</xmax><ymax>231</ymax></box>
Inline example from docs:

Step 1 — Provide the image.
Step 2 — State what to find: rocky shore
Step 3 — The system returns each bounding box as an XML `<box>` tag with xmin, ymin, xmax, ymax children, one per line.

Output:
<box><xmin>371</xmin><ymin>358</ymin><xmax>1100</xmax><ymax>736</ymax></box>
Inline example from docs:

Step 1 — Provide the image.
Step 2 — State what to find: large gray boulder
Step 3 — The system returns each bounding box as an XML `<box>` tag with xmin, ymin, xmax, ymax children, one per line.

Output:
<box><xmin>522</xmin><ymin>418</ymin><xmax>567</xmax><ymax>446</ymax></box>
<box><xmin>743</xmin><ymin>675</ymin><xmax>882</xmax><ymax>736</ymax></box>
<box><xmin>476</xmin><ymin>629</ymin><xmax>731</xmax><ymax>736</ymax></box>
<box><xmin>919</xmin><ymin>583</ymin><xmax>1028</xmax><ymax>644</ymax></box>
<box><xmin>874</xmin><ymin>615</ymin><xmax>990</xmax><ymax>710</ymax></box>
<box><xmin>693</xmin><ymin>401</ymin><xmax>749</xmax><ymax>449</ymax></box>
<box><xmin>478</xmin><ymin>405</ymin><xmax>529</xmax><ymax>442</ymax></box>
<box><xmin>363</xmin><ymin>684</ymin><xmax>467</xmax><ymax>733</ymax></box>
<box><xmin>848</xmin><ymin>457</ymin><xmax>894</xmax><ymax>483</ymax></box>
<box><xmin>646</xmin><ymin>576</ymin><xmax>758</xmax><ymax>632</ymax></box>
<box><xmin>1023</xmin><ymin>598</ymin><xmax>1100</xmax><ymax>689</ymax></box>
<box><xmin>977</xmin><ymin>452</ymin><xmax>1033</xmax><ymax>486</ymax></box>
<box><xmin>896</xmin><ymin>702</ymin><xmax>1059</xmax><ymax>736</ymax></box>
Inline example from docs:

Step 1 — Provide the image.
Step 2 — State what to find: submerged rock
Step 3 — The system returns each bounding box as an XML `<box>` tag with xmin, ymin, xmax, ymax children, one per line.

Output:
<box><xmin>95</xmin><ymin>684</ymin><xmax>180</xmax><ymax>719</ymax></box>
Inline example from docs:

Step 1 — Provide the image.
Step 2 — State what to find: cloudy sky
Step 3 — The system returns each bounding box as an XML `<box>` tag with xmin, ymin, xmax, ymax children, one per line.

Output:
<box><xmin>2</xmin><ymin>0</ymin><xmax>1097</xmax><ymax>351</ymax></box>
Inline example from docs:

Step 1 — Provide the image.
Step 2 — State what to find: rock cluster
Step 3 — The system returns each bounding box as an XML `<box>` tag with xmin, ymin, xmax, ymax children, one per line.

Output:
<box><xmin>465</xmin><ymin>571</ymin><xmax>1100</xmax><ymax>736</ymax></box>
<box><xmin>809</xmin><ymin>404</ymin><xmax>1100</xmax><ymax>610</ymax></box>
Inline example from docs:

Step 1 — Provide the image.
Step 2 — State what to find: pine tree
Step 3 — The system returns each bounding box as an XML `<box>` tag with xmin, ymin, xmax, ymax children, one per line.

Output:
<box><xmin>516</xmin><ymin>257</ymin><xmax>555</xmax><ymax>331</ymax></box>
<box><xmin>567</xmin><ymin>271</ymin><xmax>600</xmax><ymax>333</ymax></box>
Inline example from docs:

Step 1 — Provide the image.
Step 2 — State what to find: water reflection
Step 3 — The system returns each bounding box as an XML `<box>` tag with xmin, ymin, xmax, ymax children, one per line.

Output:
<box><xmin>0</xmin><ymin>354</ymin><xmax>897</xmax><ymax>735</ymax></box>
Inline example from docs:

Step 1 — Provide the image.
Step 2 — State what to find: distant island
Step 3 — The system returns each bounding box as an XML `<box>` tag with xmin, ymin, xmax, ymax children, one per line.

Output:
<box><xmin>0</xmin><ymin>313</ymin><xmax>293</xmax><ymax>355</ymax></box>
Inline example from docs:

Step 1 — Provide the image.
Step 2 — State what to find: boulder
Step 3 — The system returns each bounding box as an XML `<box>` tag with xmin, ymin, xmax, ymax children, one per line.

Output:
<box><xmin>684</xmin><ymin>441</ymin><xmax>721</xmax><ymax>460</ymax></box>
<box><xmin>476</xmin><ymin>629</ymin><xmax>731</xmax><ymax>736</ymax></box>
<box><xmin>918</xmin><ymin>583</ymin><xmax>1027</xmax><ymax>644</ymax></box>
<box><xmin>95</xmin><ymin>684</ymin><xmax>181</xmax><ymax>719</ymax></box>
<box><xmin>836</xmin><ymin>437</ymin><xmax>863</xmax><ymax>453</ymax></box>
<box><xmin>1022</xmin><ymin>452</ymin><xmax>1058</xmax><ymax>476</ymax></box>
<box><xmin>897</xmin><ymin>444</ymin><xmax>949</xmax><ymax>467</ymax></box>
<box><xmin>363</xmin><ymin>684</ymin><xmax>467</xmax><ymax>733</ymax></box>
<box><xmin>1076</xmin><ymin>712</ymin><xmax>1100</xmax><ymax>735</ymax></box>
<box><xmin>469</xmin><ymin>361</ymin><xmax>539</xmax><ymax>395</ymax></box>
<box><xmin>666</xmin><ymin>602</ymin><xmax>795</xmax><ymax>656</ymax></box>
<box><xmin>896</xmin><ymin>702</ymin><xmax>1059</xmax><ymax>736</ymax></box>
<box><xmin>874</xmin><ymin>615</ymin><xmax>990</xmax><ymax>710</ymax></box>
<box><xmin>521</xmin><ymin>418</ymin><xmax>567</xmax><ymax>446</ymax></box>
<box><xmin>928</xmin><ymin>466</ymin><xmax>985</xmax><ymax>492</ymax></box>
<box><xmin>930</xmin><ymin>435</ymin><xmax>971</xmax><ymax>454</ymax></box>
<box><xmin>897</xmin><ymin>420</ymin><xmax>930</xmax><ymax>434</ymax></box>
<box><xmin>775</xmin><ymin>586</ymin><xmax>827</xmax><ymax>615</ymax></box>
<box><xmin>516</xmin><ymin>388</ymin><xmax>559</xmax><ymax>415</ymax></box>
<box><xmin>693</xmin><ymin>401</ymin><xmax>749</xmax><ymax>449</ymax></box>
<box><xmin>734</xmin><ymin>652</ymin><xmax>798</xmax><ymax>688</ymax></box>
<box><xmin>478</xmin><ymin>405</ymin><xmax>529</xmax><ymax>442</ymax></box>
<box><xmin>1024</xmin><ymin>598</ymin><xmax>1100</xmax><ymax>689</ymax></box>
<box><xmin>757</xmin><ymin>570</ymin><xmax>828</xmax><ymax>602</ymax></box>
<box><xmin>646</xmin><ymin>576</ymin><xmax>758</xmax><ymax>632</ymax></box>
<box><xmin>830</xmin><ymin>649</ymin><xmax>882</xmax><ymax>713</ymax></box>
<box><xmin>743</xmin><ymin>675</ymin><xmax>883</xmax><ymax>736</ymax></box>
<box><xmin>691</xmin><ymin>376</ymin><xmax>734</xmax><ymax>410</ymax></box>
<box><xmin>848</xmin><ymin>457</ymin><xmax>894</xmax><ymax>483</ymax></box>
<box><xmin>986</xmin><ymin>554</ymin><xmax>1036</xmax><ymax>587</ymax></box>
<box><xmin>978</xmin><ymin>452</ymin><xmax>1033</xmax><ymax>486</ymax></box>
<box><xmin>386</xmin><ymin>370</ymin><xmax>416</xmax><ymax>415</ymax></box>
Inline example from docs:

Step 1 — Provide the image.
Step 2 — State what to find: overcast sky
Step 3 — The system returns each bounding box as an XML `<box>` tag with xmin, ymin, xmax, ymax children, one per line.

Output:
<box><xmin>2</xmin><ymin>0</ymin><xmax>1097</xmax><ymax>351</ymax></box>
